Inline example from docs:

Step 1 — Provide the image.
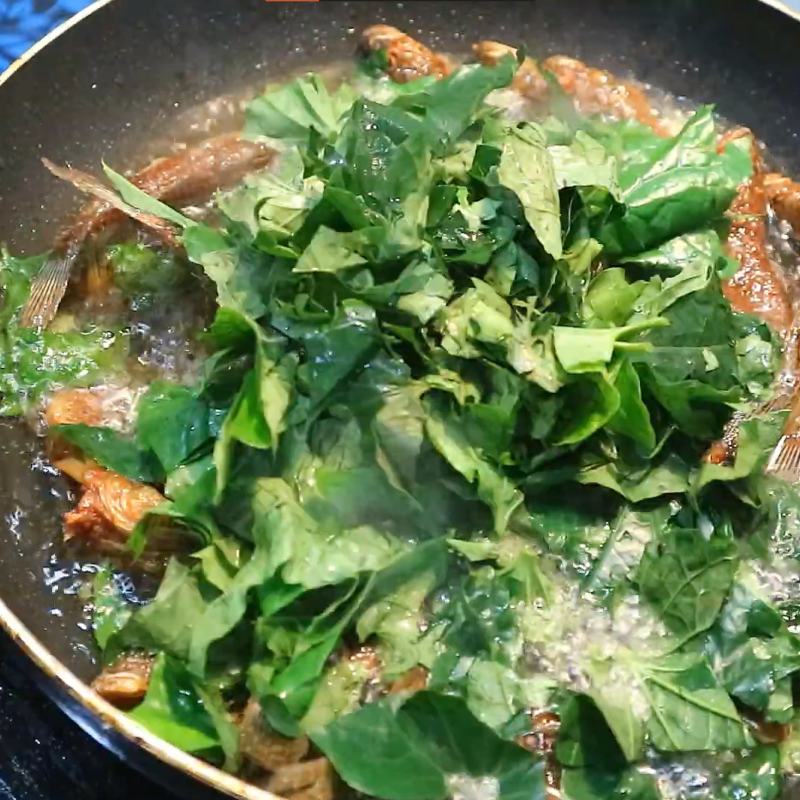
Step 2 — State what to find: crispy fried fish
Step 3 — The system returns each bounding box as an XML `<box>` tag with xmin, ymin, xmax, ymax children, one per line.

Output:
<box><xmin>764</xmin><ymin>172</ymin><xmax>800</xmax><ymax>231</ymax></box>
<box><xmin>717</xmin><ymin>128</ymin><xmax>795</xmax><ymax>338</ymax></box>
<box><xmin>239</xmin><ymin>699</ymin><xmax>310</xmax><ymax>772</ymax></box>
<box><xmin>361</xmin><ymin>25</ymin><xmax>453</xmax><ymax>82</ymax></box>
<box><xmin>62</xmin><ymin>468</ymin><xmax>165</xmax><ymax>548</ymax></box>
<box><xmin>473</xmin><ymin>40</ymin><xmax>667</xmax><ymax>134</ymax></box>
<box><xmin>92</xmin><ymin>653</ymin><xmax>153</xmax><ymax>709</ymax></box>
<box><xmin>20</xmin><ymin>133</ymin><xmax>274</xmax><ymax>330</ymax></box>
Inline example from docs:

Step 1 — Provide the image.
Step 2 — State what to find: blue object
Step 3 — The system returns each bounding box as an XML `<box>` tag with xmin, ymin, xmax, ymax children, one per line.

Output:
<box><xmin>3</xmin><ymin>0</ymin><xmax>800</xmax><ymax>77</ymax></box>
<box><xmin>0</xmin><ymin>0</ymin><xmax>95</xmax><ymax>72</ymax></box>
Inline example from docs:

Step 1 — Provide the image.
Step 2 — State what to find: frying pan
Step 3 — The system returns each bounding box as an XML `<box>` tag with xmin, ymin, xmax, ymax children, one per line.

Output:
<box><xmin>3</xmin><ymin>0</ymin><xmax>800</xmax><ymax>797</ymax></box>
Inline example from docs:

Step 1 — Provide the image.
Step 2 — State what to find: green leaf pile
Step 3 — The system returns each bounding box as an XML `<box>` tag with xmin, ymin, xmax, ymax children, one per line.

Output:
<box><xmin>5</xmin><ymin>55</ymin><xmax>800</xmax><ymax>800</ymax></box>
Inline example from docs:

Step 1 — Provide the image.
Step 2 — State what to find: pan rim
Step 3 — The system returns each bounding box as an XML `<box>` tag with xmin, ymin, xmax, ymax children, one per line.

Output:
<box><xmin>0</xmin><ymin>599</ymin><xmax>278</xmax><ymax>800</ymax></box>
<box><xmin>758</xmin><ymin>0</ymin><xmax>800</xmax><ymax>22</ymax></box>
<box><xmin>0</xmin><ymin>0</ymin><xmax>799</xmax><ymax>798</ymax></box>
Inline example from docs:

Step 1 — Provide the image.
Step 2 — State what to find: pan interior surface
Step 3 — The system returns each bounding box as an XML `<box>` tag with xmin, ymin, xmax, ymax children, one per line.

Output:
<box><xmin>5</xmin><ymin>0</ymin><xmax>800</xmax><ymax>678</ymax></box>
<box><xmin>3</xmin><ymin>0</ymin><xmax>800</xmax><ymax>797</ymax></box>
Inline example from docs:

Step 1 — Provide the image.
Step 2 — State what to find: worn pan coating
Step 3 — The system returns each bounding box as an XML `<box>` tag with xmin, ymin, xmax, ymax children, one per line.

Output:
<box><xmin>4</xmin><ymin>0</ymin><xmax>800</xmax><ymax>797</ymax></box>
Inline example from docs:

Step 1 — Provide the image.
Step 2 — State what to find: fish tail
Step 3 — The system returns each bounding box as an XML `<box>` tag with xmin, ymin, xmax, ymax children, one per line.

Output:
<box><xmin>766</xmin><ymin>433</ymin><xmax>800</xmax><ymax>482</ymax></box>
<box><xmin>42</xmin><ymin>157</ymin><xmax>179</xmax><ymax>246</ymax></box>
<box><xmin>18</xmin><ymin>250</ymin><xmax>77</xmax><ymax>329</ymax></box>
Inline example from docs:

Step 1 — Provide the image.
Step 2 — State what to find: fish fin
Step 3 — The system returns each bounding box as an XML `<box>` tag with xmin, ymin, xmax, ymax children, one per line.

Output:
<box><xmin>18</xmin><ymin>253</ymin><xmax>75</xmax><ymax>329</ymax></box>
<box><xmin>42</xmin><ymin>157</ymin><xmax>179</xmax><ymax>244</ymax></box>
<box><xmin>42</xmin><ymin>158</ymin><xmax>122</xmax><ymax>208</ymax></box>
<box><xmin>780</xmin><ymin>325</ymin><xmax>800</xmax><ymax>385</ymax></box>
<box><xmin>766</xmin><ymin>433</ymin><xmax>800</xmax><ymax>483</ymax></box>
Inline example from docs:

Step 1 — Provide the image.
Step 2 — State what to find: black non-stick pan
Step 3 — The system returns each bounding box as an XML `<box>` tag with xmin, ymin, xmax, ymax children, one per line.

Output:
<box><xmin>3</xmin><ymin>0</ymin><xmax>800</xmax><ymax>796</ymax></box>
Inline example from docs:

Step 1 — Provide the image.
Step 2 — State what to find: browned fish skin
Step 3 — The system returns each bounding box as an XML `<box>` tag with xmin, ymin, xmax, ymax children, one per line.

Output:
<box><xmin>361</xmin><ymin>25</ymin><xmax>453</xmax><ymax>82</ymax></box>
<box><xmin>517</xmin><ymin>711</ymin><xmax>561</xmax><ymax>800</ymax></box>
<box><xmin>706</xmin><ymin>131</ymin><xmax>796</xmax><ymax>469</ymax></box>
<box><xmin>239</xmin><ymin>699</ymin><xmax>310</xmax><ymax>772</ymax></box>
<box><xmin>703</xmin><ymin>441</ymin><xmax>731</xmax><ymax>466</ymax></box>
<box><xmin>267</xmin><ymin>758</ymin><xmax>336</xmax><ymax>800</ymax></box>
<box><xmin>474</xmin><ymin>41</ymin><xmax>550</xmax><ymax>98</ymax></box>
<box><xmin>764</xmin><ymin>173</ymin><xmax>800</xmax><ymax>231</ymax></box>
<box><xmin>54</xmin><ymin>132</ymin><xmax>274</xmax><ymax>252</ymax></box>
<box><xmin>92</xmin><ymin>653</ymin><xmax>153</xmax><ymax>709</ymax></box>
<box><xmin>702</xmin><ymin>410</ymin><xmax>748</xmax><ymax>467</ymax></box>
<box><xmin>517</xmin><ymin>709</ymin><xmax>560</xmax><ymax>756</ymax></box>
<box><xmin>718</xmin><ymin>128</ymin><xmax>794</xmax><ymax>337</ymax></box>
<box><xmin>740</xmin><ymin>705</ymin><xmax>792</xmax><ymax>744</ymax></box>
<box><xmin>63</xmin><ymin>468</ymin><xmax>165</xmax><ymax>546</ymax></box>
<box><xmin>45</xmin><ymin>387</ymin><xmax>107</xmax><ymax>427</ymax></box>
<box><xmin>51</xmin><ymin>455</ymin><xmax>99</xmax><ymax>484</ymax></box>
<box><xmin>473</xmin><ymin>41</ymin><xmax>667</xmax><ymax>134</ymax></box>
<box><xmin>45</xmin><ymin>385</ymin><xmax>137</xmax><ymax>429</ymax></box>
<box><xmin>388</xmin><ymin>664</ymin><xmax>429</xmax><ymax>695</ymax></box>
<box><xmin>45</xmin><ymin>389</ymin><xmax>179</xmax><ymax>552</ymax></box>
